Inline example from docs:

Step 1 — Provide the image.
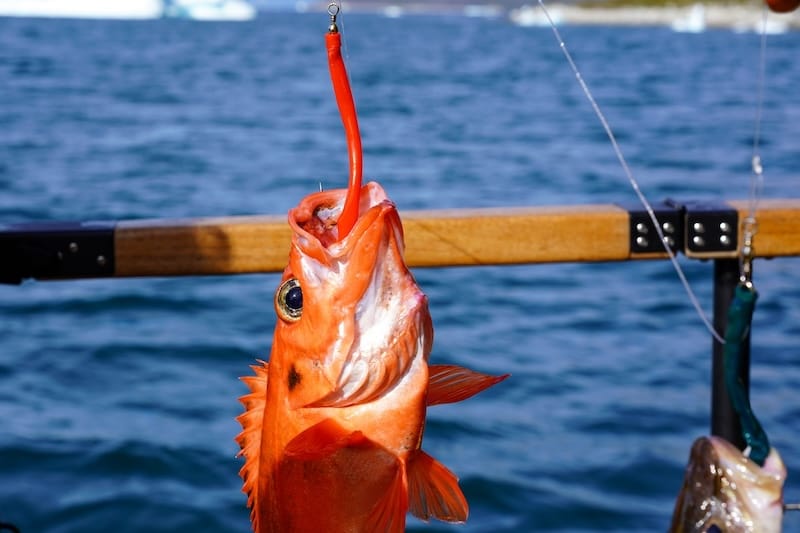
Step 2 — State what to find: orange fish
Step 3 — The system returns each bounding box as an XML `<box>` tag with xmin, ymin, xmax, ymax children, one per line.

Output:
<box><xmin>236</xmin><ymin>181</ymin><xmax>508</xmax><ymax>533</ymax></box>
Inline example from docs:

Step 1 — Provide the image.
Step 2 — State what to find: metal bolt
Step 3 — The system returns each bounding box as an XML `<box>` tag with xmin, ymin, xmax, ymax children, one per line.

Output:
<box><xmin>693</xmin><ymin>236</ymin><xmax>705</xmax><ymax>247</ymax></box>
<box><xmin>69</xmin><ymin>242</ymin><xmax>79</xmax><ymax>253</ymax></box>
<box><xmin>693</xmin><ymin>222</ymin><xmax>705</xmax><ymax>233</ymax></box>
<box><xmin>720</xmin><ymin>235</ymin><xmax>731</xmax><ymax>246</ymax></box>
<box><xmin>719</xmin><ymin>221</ymin><xmax>731</xmax><ymax>233</ymax></box>
<box><xmin>636</xmin><ymin>236</ymin><xmax>649</xmax><ymax>248</ymax></box>
<box><xmin>96</xmin><ymin>255</ymin><xmax>107</xmax><ymax>266</ymax></box>
<box><xmin>663</xmin><ymin>236</ymin><xmax>675</xmax><ymax>247</ymax></box>
<box><xmin>635</xmin><ymin>222</ymin><xmax>648</xmax><ymax>234</ymax></box>
<box><xmin>662</xmin><ymin>222</ymin><xmax>675</xmax><ymax>234</ymax></box>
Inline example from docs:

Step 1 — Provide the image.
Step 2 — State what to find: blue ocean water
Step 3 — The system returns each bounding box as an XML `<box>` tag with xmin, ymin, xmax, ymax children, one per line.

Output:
<box><xmin>0</xmin><ymin>10</ymin><xmax>799</xmax><ymax>532</ymax></box>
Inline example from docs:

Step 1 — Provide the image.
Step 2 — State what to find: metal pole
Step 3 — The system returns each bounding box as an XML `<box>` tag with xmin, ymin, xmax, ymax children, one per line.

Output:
<box><xmin>711</xmin><ymin>259</ymin><xmax>748</xmax><ymax>449</ymax></box>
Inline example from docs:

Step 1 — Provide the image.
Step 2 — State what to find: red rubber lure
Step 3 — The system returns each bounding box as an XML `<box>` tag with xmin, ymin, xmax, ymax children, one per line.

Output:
<box><xmin>326</xmin><ymin>6</ymin><xmax>363</xmax><ymax>241</ymax></box>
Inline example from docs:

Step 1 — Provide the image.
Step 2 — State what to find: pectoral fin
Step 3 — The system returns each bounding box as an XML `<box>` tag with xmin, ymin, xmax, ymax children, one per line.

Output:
<box><xmin>427</xmin><ymin>364</ymin><xmax>509</xmax><ymax>406</ymax></box>
<box><xmin>407</xmin><ymin>450</ymin><xmax>468</xmax><ymax>523</ymax></box>
<box><xmin>284</xmin><ymin>418</ymin><xmax>369</xmax><ymax>460</ymax></box>
<box><xmin>366</xmin><ymin>464</ymin><xmax>408</xmax><ymax>533</ymax></box>
<box><xmin>279</xmin><ymin>420</ymin><xmax>405</xmax><ymax>532</ymax></box>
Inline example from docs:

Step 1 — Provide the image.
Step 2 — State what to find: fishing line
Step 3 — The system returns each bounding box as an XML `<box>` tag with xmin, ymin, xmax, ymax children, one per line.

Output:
<box><xmin>740</xmin><ymin>6</ymin><xmax>770</xmax><ymax>283</ymax></box>
<box><xmin>749</xmin><ymin>7</ymin><xmax>768</xmax><ymax>221</ymax></box>
<box><xmin>536</xmin><ymin>0</ymin><xmax>724</xmax><ymax>344</ymax></box>
<box><xmin>338</xmin><ymin>1</ymin><xmax>351</xmax><ymax>61</ymax></box>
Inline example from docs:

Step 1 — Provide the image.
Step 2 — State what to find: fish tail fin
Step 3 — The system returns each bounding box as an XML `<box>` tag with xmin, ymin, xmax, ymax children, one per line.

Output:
<box><xmin>235</xmin><ymin>361</ymin><xmax>269</xmax><ymax>528</ymax></box>
<box><xmin>427</xmin><ymin>364</ymin><xmax>509</xmax><ymax>406</ymax></box>
<box><xmin>366</xmin><ymin>465</ymin><xmax>409</xmax><ymax>533</ymax></box>
<box><xmin>407</xmin><ymin>450</ymin><xmax>468</xmax><ymax>523</ymax></box>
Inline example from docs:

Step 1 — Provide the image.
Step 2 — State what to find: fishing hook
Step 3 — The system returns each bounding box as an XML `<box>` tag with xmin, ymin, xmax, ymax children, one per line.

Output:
<box><xmin>326</xmin><ymin>2</ymin><xmax>363</xmax><ymax>241</ymax></box>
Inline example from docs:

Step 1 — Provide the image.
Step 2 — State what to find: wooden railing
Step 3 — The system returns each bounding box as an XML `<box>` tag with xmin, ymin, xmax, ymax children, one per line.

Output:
<box><xmin>112</xmin><ymin>199</ymin><xmax>800</xmax><ymax>277</ymax></box>
<box><xmin>2</xmin><ymin>199</ymin><xmax>799</xmax><ymax>282</ymax></box>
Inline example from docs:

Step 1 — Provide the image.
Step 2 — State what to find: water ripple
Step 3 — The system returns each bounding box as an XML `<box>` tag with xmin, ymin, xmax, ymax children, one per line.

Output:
<box><xmin>1</xmin><ymin>12</ymin><xmax>799</xmax><ymax>533</ymax></box>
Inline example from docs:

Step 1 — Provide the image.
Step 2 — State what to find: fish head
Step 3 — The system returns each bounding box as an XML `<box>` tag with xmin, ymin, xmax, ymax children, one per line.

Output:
<box><xmin>271</xmin><ymin>181</ymin><xmax>432</xmax><ymax>410</ymax></box>
<box><xmin>670</xmin><ymin>436</ymin><xmax>786</xmax><ymax>533</ymax></box>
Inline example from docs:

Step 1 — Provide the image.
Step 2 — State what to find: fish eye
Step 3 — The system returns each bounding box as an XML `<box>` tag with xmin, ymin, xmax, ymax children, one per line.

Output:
<box><xmin>275</xmin><ymin>278</ymin><xmax>303</xmax><ymax>322</ymax></box>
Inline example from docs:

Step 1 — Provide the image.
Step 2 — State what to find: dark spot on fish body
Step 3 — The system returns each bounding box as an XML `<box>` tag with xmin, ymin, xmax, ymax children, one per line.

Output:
<box><xmin>288</xmin><ymin>365</ymin><xmax>302</xmax><ymax>391</ymax></box>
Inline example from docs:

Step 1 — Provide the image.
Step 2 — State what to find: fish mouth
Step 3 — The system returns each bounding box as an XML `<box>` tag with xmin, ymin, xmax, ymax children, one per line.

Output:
<box><xmin>287</xmin><ymin>181</ymin><xmax>403</xmax><ymax>268</ymax></box>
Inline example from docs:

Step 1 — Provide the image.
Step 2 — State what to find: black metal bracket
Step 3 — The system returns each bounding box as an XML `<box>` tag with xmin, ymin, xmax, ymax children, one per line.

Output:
<box><xmin>0</xmin><ymin>221</ymin><xmax>116</xmax><ymax>284</ymax></box>
<box><xmin>625</xmin><ymin>201</ymin><xmax>684</xmax><ymax>254</ymax></box>
<box><xmin>625</xmin><ymin>200</ymin><xmax>738</xmax><ymax>258</ymax></box>
<box><xmin>671</xmin><ymin>200</ymin><xmax>738</xmax><ymax>259</ymax></box>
